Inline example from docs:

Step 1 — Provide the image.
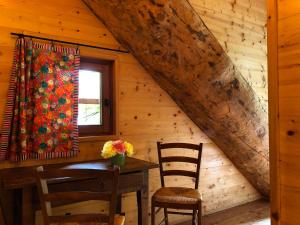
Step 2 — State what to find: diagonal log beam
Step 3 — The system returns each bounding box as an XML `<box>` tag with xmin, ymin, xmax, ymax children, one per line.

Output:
<box><xmin>83</xmin><ymin>0</ymin><xmax>269</xmax><ymax>197</ymax></box>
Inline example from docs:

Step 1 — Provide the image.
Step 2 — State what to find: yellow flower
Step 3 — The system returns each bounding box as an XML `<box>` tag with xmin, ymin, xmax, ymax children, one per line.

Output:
<box><xmin>124</xmin><ymin>141</ymin><xmax>134</xmax><ymax>156</ymax></box>
<box><xmin>101</xmin><ymin>141</ymin><xmax>116</xmax><ymax>159</ymax></box>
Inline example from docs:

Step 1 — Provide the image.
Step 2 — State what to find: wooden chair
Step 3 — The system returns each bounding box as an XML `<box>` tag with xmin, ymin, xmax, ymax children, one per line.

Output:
<box><xmin>35</xmin><ymin>166</ymin><xmax>125</xmax><ymax>225</ymax></box>
<box><xmin>151</xmin><ymin>142</ymin><xmax>203</xmax><ymax>225</ymax></box>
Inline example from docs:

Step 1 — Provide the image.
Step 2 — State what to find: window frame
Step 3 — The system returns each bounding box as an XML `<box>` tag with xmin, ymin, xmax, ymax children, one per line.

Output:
<box><xmin>78</xmin><ymin>57</ymin><xmax>114</xmax><ymax>137</ymax></box>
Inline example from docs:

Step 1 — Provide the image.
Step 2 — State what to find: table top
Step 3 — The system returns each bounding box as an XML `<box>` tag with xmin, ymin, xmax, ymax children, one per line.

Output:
<box><xmin>61</xmin><ymin>157</ymin><xmax>158</xmax><ymax>174</ymax></box>
<box><xmin>0</xmin><ymin>157</ymin><xmax>158</xmax><ymax>189</ymax></box>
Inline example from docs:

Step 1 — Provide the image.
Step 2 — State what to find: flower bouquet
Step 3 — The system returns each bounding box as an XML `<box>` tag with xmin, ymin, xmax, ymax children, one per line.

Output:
<box><xmin>102</xmin><ymin>140</ymin><xmax>134</xmax><ymax>167</ymax></box>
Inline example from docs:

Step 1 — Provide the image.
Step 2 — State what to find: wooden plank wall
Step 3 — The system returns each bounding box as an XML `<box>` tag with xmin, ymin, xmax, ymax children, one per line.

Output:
<box><xmin>0</xmin><ymin>0</ymin><xmax>266</xmax><ymax>224</ymax></box>
<box><xmin>190</xmin><ymin>0</ymin><xmax>268</xmax><ymax>109</ymax></box>
<box><xmin>268</xmin><ymin>0</ymin><xmax>300</xmax><ymax>224</ymax></box>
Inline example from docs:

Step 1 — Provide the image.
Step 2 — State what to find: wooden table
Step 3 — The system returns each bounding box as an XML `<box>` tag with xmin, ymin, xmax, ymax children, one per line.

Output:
<box><xmin>0</xmin><ymin>157</ymin><xmax>158</xmax><ymax>225</ymax></box>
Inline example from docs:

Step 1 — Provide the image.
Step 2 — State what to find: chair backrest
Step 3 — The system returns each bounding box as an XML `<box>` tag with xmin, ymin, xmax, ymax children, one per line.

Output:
<box><xmin>157</xmin><ymin>142</ymin><xmax>203</xmax><ymax>189</ymax></box>
<box><xmin>35</xmin><ymin>166</ymin><xmax>120</xmax><ymax>225</ymax></box>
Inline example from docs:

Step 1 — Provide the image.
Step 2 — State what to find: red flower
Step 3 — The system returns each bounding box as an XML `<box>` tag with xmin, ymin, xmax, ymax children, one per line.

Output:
<box><xmin>112</xmin><ymin>140</ymin><xmax>126</xmax><ymax>154</ymax></box>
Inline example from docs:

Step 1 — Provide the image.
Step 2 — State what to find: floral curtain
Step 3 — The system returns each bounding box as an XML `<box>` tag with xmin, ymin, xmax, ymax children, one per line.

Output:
<box><xmin>0</xmin><ymin>38</ymin><xmax>79</xmax><ymax>161</ymax></box>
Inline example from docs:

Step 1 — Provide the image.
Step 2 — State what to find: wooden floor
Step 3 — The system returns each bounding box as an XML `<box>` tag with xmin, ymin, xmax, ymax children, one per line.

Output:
<box><xmin>178</xmin><ymin>200</ymin><xmax>270</xmax><ymax>225</ymax></box>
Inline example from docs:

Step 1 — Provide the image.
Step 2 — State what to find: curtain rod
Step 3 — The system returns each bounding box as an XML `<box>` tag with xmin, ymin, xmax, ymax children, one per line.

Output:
<box><xmin>11</xmin><ymin>32</ymin><xmax>129</xmax><ymax>54</ymax></box>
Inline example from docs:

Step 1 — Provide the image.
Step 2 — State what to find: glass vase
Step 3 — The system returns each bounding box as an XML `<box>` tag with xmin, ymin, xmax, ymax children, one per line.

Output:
<box><xmin>110</xmin><ymin>154</ymin><xmax>126</xmax><ymax>167</ymax></box>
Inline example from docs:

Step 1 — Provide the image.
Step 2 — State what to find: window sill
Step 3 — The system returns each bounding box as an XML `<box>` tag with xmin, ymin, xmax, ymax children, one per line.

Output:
<box><xmin>79</xmin><ymin>134</ymin><xmax>119</xmax><ymax>143</ymax></box>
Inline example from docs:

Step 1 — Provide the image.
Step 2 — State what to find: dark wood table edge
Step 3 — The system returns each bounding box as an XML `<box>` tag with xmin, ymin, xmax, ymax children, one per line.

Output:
<box><xmin>0</xmin><ymin>157</ymin><xmax>158</xmax><ymax>189</ymax></box>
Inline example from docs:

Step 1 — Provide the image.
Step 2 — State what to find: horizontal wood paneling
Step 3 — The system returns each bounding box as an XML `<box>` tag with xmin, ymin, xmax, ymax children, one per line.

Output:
<box><xmin>0</xmin><ymin>0</ymin><xmax>266</xmax><ymax>224</ymax></box>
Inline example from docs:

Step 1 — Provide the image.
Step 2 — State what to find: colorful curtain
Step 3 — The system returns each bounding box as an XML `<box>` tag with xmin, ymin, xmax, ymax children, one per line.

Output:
<box><xmin>0</xmin><ymin>38</ymin><xmax>79</xmax><ymax>161</ymax></box>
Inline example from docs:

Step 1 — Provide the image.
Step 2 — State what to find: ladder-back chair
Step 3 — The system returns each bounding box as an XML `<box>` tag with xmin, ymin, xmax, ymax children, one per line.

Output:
<box><xmin>35</xmin><ymin>166</ymin><xmax>125</xmax><ymax>225</ymax></box>
<box><xmin>151</xmin><ymin>142</ymin><xmax>203</xmax><ymax>225</ymax></box>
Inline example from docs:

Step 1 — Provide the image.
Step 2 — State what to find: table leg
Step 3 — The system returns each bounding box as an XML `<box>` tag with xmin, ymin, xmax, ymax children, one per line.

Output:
<box><xmin>22</xmin><ymin>187</ymin><xmax>35</xmax><ymax>225</ymax></box>
<box><xmin>0</xmin><ymin>186</ymin><xmax>12</xmax><ymax>225</ymax></box>
<box><xmin>137</xmin><ymin>170</ymin><xmax>149</xmax><ymax>225</ymax></box>
<box><xmin>0</xmin><ymin>201</ymin><xmax>5</xmax><ymax>225</ymax></box>
<box><xmin>116</xmin><ymin>194</ymin><xmax>122</xmax><ymax>214</ymax></box>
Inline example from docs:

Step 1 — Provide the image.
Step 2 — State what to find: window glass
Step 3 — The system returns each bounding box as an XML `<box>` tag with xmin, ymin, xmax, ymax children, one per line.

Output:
<box><xmin>79</xmin><ymin>70</ymin><xmax>101</xmax><ymax>99</ymax></box>
<box><xmin>78</xmin><ymin>70</ymin><xmax>102</xmax><ymax>125</ymax></box>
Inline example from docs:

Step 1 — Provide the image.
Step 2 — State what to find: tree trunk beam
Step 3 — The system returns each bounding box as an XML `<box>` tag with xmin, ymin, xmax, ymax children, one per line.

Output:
<box><xmin>82</xmin><ymin>0</ymin><xmax>269</xmax><ymax>197</ymax></box>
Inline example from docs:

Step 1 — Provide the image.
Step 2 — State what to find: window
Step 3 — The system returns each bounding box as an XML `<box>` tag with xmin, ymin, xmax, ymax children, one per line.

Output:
<box><xmin>78</xmin><ymin>58</ymin><xmax>114</xmax><ymax>136</ymax></box>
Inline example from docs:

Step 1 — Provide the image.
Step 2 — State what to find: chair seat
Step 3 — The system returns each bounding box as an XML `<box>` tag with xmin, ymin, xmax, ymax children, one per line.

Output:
<box><xmin>153</xmin><ymin>187</ymin><xmax>202</xmax><ymax>205</ymax></box>
<box><xmin>60</xmin><ymin>215</ymin><xmax>125</xmax><ymax>225</ymax></box>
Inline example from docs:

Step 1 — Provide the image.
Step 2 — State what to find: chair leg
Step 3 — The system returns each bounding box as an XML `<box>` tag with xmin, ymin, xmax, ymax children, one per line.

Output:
<box><xmin>197</xmin><ymin>203</ymin><xmax>202</xmax><ymax>225</ymax></box>
<box><xmin>163</xmin><ymin>208</ymin><xmax>169</xmax><ymax>225</ymax></box>
<box><xmin>151</xmin><ymin>200</ymin><xmax>155</xmax><ymax>225</ymax></box>
<box><xmin>192</xmin><ymin>210</ymin><xmax>196</xmax><ymax>225</ymax></box>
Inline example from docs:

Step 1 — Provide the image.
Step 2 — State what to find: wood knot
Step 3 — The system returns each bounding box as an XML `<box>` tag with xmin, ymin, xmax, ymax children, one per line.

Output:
<box><xmin>287</xmin><ymin>130</ymin><xmax>295</xmax><ymax>136</ymax></box>
<box><xmin>154</xmin><ymin>49</ymin><xmax>161</xmax><ymax>55</ymax></box>
<box><xmin>150</xmin><ymin>0</ymin><xmax>165</xmax><ymax>7</ymax></box>
<box><xmin>208</xmin><ymin>184</ymin><xmax>215</xmax><ymax>189</ymax></box>
<box><xmin>231</xmin><ymin>78</ymin><xmax>239</xmax><ymax>89</ymax></box>
<box><xmin>271</xmin><ymin>212</ymin><xmax>279</xmax><ymax>221</ymax></box>
<box><xmin>208</xmin><ymin>61</ymin><xmax>215</xmax><ymax>68</ymax></box>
